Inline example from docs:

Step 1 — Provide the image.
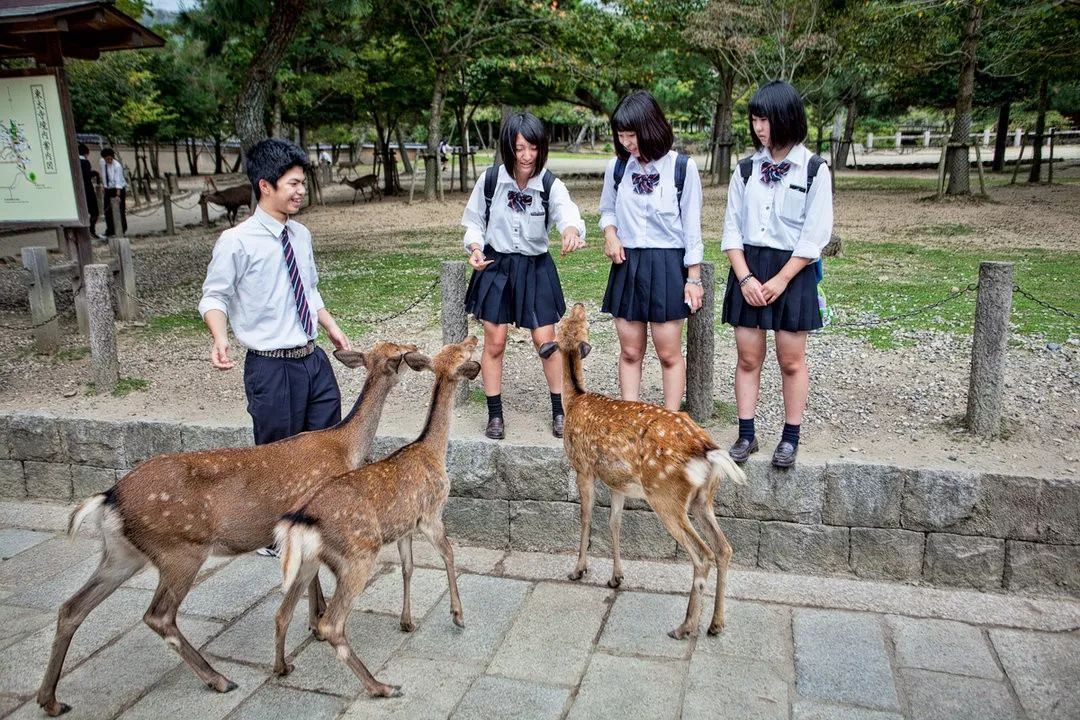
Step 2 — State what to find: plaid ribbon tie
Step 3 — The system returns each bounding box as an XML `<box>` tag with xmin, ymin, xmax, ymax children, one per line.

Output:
<box><xmin>760</xmin><ymin>160</ymin><xmax>792</xmax><ymax>185</ymax></box>
<box><xmin>631</xmin><ymin>171</ymin><xmax>660</xmax><ymax>194</ymax></box>
<box><xmin>280</xmin><ymin>227</ymin><xmax>315</xmax><ymax>337</ymax></box>
<box><xmin>507</xmin><ymin>190</ymin><xmax>532</xmax><ymax>213</ymax></box>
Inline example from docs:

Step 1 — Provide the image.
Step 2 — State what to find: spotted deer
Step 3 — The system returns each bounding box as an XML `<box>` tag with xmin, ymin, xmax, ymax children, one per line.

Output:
<box><xmin>340</xmin><ymin>173</ymin><xmax>381</xmax><ymax>204</ymax></box>
<box><xmin>272</xmin><ymin>337</ymin><xmax>480</xmax><ymax>697</ymax></box>
<box><xmin>199</xmin><ymin>177</ymin><xmax>251</xmax><ymax>226</ymax></box>
<box><xmin>36</xmin><ymin>342</ymin><xmax>424</xmax><ymax>717</ymax></box>
<box><xmin>539</xmin><ymin>303</ymin><xmax>746</xmax><ymax>639</ymax></box>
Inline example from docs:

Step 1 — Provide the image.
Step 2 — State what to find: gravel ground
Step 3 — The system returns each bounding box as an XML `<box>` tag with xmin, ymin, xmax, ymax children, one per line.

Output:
<box><xmin>0</xmin><ymin>171</ymin><xmax>1076</xmax><ymax>478</ymax></box>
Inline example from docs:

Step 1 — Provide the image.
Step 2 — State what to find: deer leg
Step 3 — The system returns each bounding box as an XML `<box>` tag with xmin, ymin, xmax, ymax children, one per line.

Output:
<box><xmin>608</xmin><ymin>491</ymin><xmax>626</xmax><ymax>588</ymax></box>
<box><xmin>37</xmin><ymin>534</ymin><xmax>147</xmax><ymax>717</ymax></box>
<box><xmin>569</xmin><ymin>471</ymin><xmax>594</xmax><ymax>580</ymax></box>
<box><xmin>418</xmin><ymin>514</ymin><xmax>464</xmax><ymax>628</ymax></box>
<box><xmin>306</xmin><ymin>575</ymin><xmax>326</xmax><ymax>640</ymax></box>
<box><xmin>318</xmin><ymin>555</ymin><xmax>401</xmax><ymax>698</ymax></box>
<box><xmin>143</xmin><ymin>549</ymin><xmax>234</xmax><ymax>692</ymax></box>
<box><xmin>693</xmin><ymin>492</ymin><xmax>734</xmax><ymax>635</ymax></box>
<box><xmin>275</xmin><ymin>557</ymin><xmax>320</xmax><ymax>676</ymax></box>
<box><xmin>656</xmin><ymin>508</ymin><xmax>714</xmax><ymax>640</ymax></box>
<box><xmin>397</xmin><ymin>534</ymin><xmax>416</xmax><ymax>632</ymax></box>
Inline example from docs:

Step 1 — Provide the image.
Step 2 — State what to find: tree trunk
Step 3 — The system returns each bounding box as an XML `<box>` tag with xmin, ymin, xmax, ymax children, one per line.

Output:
<box><xmin>395</xmin><ymin>125</ymin><xmax>413</xmax><ymax>175</ymax></box>
<box><xmin>492</xmin><ymin>104</ymin><xmax>511</xmax><ymax>167</ymax></box>
<box><xmin>455</xmin><ymin>105</ymin><xmax>469</xmax><ymax>190</ymax></box>
<box><xmin>234</xmin><ymin>0</ymin><xmax>307</xmax><ymax>154</ymax></box>
<box><xmin>713</xmin><ymin>69</ymin><xmax>735</xmax><ymax>184</ymax></box>
<box><xmin>173</xmin><ymin>139</ymin><xmax>181</xmax><ymax>176</ymax></box>
<box><xmin>1027</xmin><ymin>76</ymin><xmax>1048</xmax><ymax>183</ymax></box>
<box><xmin>570</xmin><ymin>124</ymin><xmax>588</xmax><ymax>153</ymax></box>
<box><xmin>992</xmin><ymin>101</ymin><xmax>1010</xmax><ymax>172</ymax></box>
<box><xmin>946</xmin><ymin>0</ymin><xmax>983</xmax><ymax>196</ymax></box>
<box><xmin>149</xmin><ymin>142</ymin><xmax>160</xmax><ymax>178</ymax></box>
<box><xmin>185</xmin><ymin>137</ymin><xmax>198</xmax><ymax>175</ymax></box>
<box><xmin>835</xmin><ymin>97</ymin><xmax>858</xmax><ymax>168</ymax></box>
<box><xmin>213</xmin><ymin>134</ymin><xmax>223</xmax><ymax>175</ymax></box>
<box><xmin>298</xmin><ymin>119</ymin><xmax>307</xmax><ymax>158</ymax></box>
<box><xmin>424</xmin><ymin>67</ymin><xmax>449</xmax><ymax>200</ymax></box>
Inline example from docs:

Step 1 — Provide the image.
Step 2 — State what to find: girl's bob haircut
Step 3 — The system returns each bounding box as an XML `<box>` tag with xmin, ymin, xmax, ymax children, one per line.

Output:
<box><xmin>499</xmin><ymin>112</ymin><xmax>549</xmax><ymax>178</ymax></box>
<box><xmin>611</xmin><ymin>90</ymin><xmax>674</xmax><ymax>163</ymax></box>
<box><xmin>748</xmin><ymin>80</ymin><xmax>808</xmax><ymax>152</ymax></box>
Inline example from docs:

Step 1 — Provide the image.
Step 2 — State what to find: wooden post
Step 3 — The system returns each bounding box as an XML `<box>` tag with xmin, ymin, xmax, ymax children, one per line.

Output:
<box><xmin>85</xmin><ymin>264</ymin><xmax>119</xmax><ymax>393</ymax></box>
<box><xmin>115</xmin><ymin>237</ymin><xmax>140</xmax><ymax>321</ymax></box>
<box><xmin>63</xmin><ymin>227</ymin><xmax>92</xmax><ymax>335</ymax></box>
<box><xmin>1048</xmin><ymin>128</ymin><xmax>1055</xmax><ymax>184</ymax></box>
<box><xmin>23</xmin><ymin>246</ymin><xmax>60</xmax><ymax>354</ymax></box>
<box><xmin>685</xmin><ymin>262</ymin><xmax>715</xmax><ymax>423</ymax></box>
<box><xmin>201</xmin><ymin>197</ymin><xmax>210</xmax><ymax>227</ymax></box>
<box><xmin>965</xmin><ymin>261</ymin><xmax>1013</xmax><ymax>439</ymax></box>
<box><xmin>1010</xmin><ymin>137</ymin><xmax>1026</xmax><ymax>184</ymax></box>
<box><xmin>935</xmin><ymin>143</ymin><xmax>949</xmax><ymax>198</ymax></box>
<box><xmin>159</xmin><ymin>178</ymin><xmax>175</xmax><ymax>236</ymax></box>
<box><xmin>408</xmin><ymin>159</ymin><xmax>418</xmax><ymax>205</ymax></box>
<box><xmin>973</xmin><ymin>142</ymin><xmax>987</xmax><ymax>195</ymax></box>
<box><xmin>441</xmin><ymin>261</ymin><xmax>470</xmax><ymax>405</ymax></box>
<box><xmin>449</xmin><ymin>151</ymin><xmax>456</xmax><ymax>192</ymax></box>
<box><xmin>109</xmin><ymin>195</ymin><xmax>124</xmax><ymax>239</ymax></box>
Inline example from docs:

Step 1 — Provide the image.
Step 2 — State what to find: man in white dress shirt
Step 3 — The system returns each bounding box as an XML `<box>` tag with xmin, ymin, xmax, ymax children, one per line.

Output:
<box><xmin>199</xmin><ymin>139</ymin><xmax>352</xmax><ymax>529</ymax></box>
<box><xmin>99</xmin><ymin>148</ymin><xmax>127</xmax><ymax>237</ymax></box>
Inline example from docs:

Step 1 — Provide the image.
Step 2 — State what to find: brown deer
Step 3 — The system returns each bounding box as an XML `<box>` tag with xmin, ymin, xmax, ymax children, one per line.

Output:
<box><xmin>539</xmin><ymin>304</ymin><xmax>746</xmax><ymax>639</ymax></box>
<box><xmin>36</xmin><ymin>342</ymin><xmax>425</xmax><ymax>717</ymax></box>
<box><xmin>200</xmin><ymin>177</ymin><xmax>252</xmax><ymax>226</ymax></box>
<box><xmin>272</xmin><ymin>337</ymin><xmax>480</xmax><ymax>698</ymax></box>
<box><xmin>340</xmin><ymin>173</ymin><xmax>381</xmax><ymax>204</ymax></box>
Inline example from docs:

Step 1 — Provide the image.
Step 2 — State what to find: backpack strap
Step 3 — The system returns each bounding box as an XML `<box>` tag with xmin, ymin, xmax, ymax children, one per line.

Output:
<box><xmin>540</xmin><ymin>169</ymin><xmax>555</xmax><ymax>226</ymax></box>
<box><xmin>482</xmin><ymin>164</ymin><xmax>499</xmax><ymax>227</ymax></box>
<box><xmin>612</xmin><ymin>156</ymin><xmax>626</xmax><ymax>196</ymax></box>
<box><xmin>738</xmin><ymin>156</ymin><xmax>754</xmax><ymax>185</ymax></box>
<box><xmin>806</xmin><ymin>154</ymin><xmax>826</xmax><ymax>282</ymax></box>
<box><xmin>674</xmin><ymin>153</ymin><xmax>689</xmax><ymax>217</ymax></box>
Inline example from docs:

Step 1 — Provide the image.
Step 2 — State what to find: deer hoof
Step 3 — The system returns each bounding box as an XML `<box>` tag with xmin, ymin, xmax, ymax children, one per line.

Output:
<box><xmin>567</xmin><ymin>567</ymin><xmax>587</xmax><ymax>581</ymax></box>
<box><xmin>273</xmin><ymin>662</ymin><xmax>295</xmax><ymax>677</ymax></box>
<box><xmin>208</xmin><ymin>678</ymin><xmax>238</xmax><ymax>693</ymax></box>
<box><xmin>707</xmin><ymin>622</ymin><xmax>725</xmax><ymax>636</ymax></box>
<box><xmin>607</xmin><ymin>575</ymin><xmax>623</xmax><ymax>589</ymax></box>
<box><xmin>667</xmin><ymin>626</ymin><xmax>695</xmax><ymax>641</ymax></box>
<box><xmin>309</xmin><ymin>626</ymin><xmax>326</xmax><ymax>642</ymax></box>
<box><xmin>41</xmin><ymin>701</ymin><xmax>71</xmax><ymax>717</ymax></box>
<box><xmin>372</xmin><ymin>683</ymin><xmax>403</xmax><ymax>699</ymax></box>
<box><xmin>452</xmin><ymin>612</ymin><xmax>465</xmax><ymax>629</ymax></box>
<box><xmin>400</xmin><ymin>620</ymin><xmax>416</xmax><ymax>633</ymax></box>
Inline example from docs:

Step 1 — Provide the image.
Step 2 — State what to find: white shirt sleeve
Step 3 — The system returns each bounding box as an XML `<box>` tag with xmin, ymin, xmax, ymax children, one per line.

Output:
<box><xmin>792</xmin><ymin>167</ymin><xmax>833</xmax><ymax>259</ymax></box>
<box><xmin>680</xmin><ymin>157</ymin><xmax>703</xmax><ymax>266</ymax></box>
<box><xmin>461</xmin><ymin>177</ymin><xmax>488</xmax><ymax>252</ymax></box>
<box><xmin>548</xmin><ymin>178</ymin><xmax>586</xmax><ymax>239</ymax></box>
<box><xmin>720</xmin><ymin>167</ymin><xmax>747</xmax><ymax>252</ymax></box>
<box><xmin>598</xmin><ymin>159</ymin><xmax>618</xmax><ymax>232</ymax></box>
<box><xmin>198</xmin><ymin>233</ymin><xmax>241</xmax><ymax>318</ymax></box>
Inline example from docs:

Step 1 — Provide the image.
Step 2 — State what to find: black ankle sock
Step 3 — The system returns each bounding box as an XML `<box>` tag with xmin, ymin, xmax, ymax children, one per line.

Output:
<box><xmin>738</xmin><ymin>417</ymin><xmax>755</xmax><ymax>441</ymax></box>
<box><xmin>486</xmin><ymin>394</ymin><xmax>503</xmax><ymax>420</ymax></box>
<box><xmin>550</xmin><ymin>393</ymin><xmax>563</xmax><ymax>419</ymax></box>
<box><xmin>782</xmin><ymin>423</ymin><xmax>801</xmax><ymax>446</ymax></box>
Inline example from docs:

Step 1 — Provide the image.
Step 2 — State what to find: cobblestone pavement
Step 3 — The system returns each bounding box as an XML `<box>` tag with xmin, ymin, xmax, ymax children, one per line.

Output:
<box><xmin>0</xmin><ymin>500</ymin><xmax>1077</xmax><ymax>720</ymax></box>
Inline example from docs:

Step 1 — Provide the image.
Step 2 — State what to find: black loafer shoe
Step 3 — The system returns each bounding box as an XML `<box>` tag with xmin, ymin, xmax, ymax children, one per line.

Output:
<box><xmin>485</xmin><ymin>416</ymin><xmax>505</xmax><ymax>440</ymax></box>
<box><xmin>772</xmin><ymin>441</ymin><xmax>798</xmax><ymax>468</ymax></box>
<box><xmin>552</xmin><ymin>414</ymin><xmax>565</xmax><ymax>439</ymax></box>
<box><xmin>728</xmin><ymin>437</ymin><xmax>759</xmax><ymax>463</ymax></box>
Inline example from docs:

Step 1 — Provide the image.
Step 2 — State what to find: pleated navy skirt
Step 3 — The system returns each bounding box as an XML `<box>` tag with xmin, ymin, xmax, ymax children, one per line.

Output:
<box><xmin>464</xmin><ymin>247</ymin><xmax>565</xmax><ymax>329</ymax></box>
<box><xmin>601</xmin><ymin>247</ymin><xmax>689</xmax><ymax>323</ymax></box>
<box><xmin>721</xmin><ymin>244</ymin><xmax>822</xmax><ymax>332</ymax></box>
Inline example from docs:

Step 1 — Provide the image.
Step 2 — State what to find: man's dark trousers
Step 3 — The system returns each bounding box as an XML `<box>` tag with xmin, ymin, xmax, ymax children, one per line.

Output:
<box><xmin>243</xmin><ymin>347</ymin><xmax>342</xmax><ymax>445</ymax></box>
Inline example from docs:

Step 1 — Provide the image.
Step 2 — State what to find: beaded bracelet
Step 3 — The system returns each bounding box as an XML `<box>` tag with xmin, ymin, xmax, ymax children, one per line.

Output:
<box><xmin>738</xmin><ymin>273</ymin><xmax>755</xmax><ymax>287</ymax></box>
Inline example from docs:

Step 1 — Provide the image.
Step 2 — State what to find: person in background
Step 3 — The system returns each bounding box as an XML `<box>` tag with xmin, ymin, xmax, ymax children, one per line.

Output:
<box><xmin>78</xmin><ymin>143</ymin><xmax>99</xmax><ymax>239</ymax></box>
<box><xmin>99</xmin><ymin>147</ymin><xmax>127</xmax><ymax>237</ymax></box>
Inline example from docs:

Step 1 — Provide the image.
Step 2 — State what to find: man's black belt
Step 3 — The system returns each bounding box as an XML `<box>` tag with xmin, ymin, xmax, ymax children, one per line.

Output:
<box><xmin>248</xmin><ymin>341</ymin><xmax>315</xmax><ymax>359</ymax></box>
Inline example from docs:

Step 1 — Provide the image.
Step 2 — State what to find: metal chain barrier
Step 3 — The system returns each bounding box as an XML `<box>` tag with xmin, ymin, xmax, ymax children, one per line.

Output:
<box><xmin>830</xmin><ymin>283</ymin><xmax>979</xmax><ymax>328</ymax></box>
<box><xmin>1013</xmin><ymin>284</ymin><xmax>1078</xmax><ymax>320</ymax></box>
<box><xmin>334</xmin><ymin>276</ymin><xmax>440</xmax><ymax>327</ymax></box>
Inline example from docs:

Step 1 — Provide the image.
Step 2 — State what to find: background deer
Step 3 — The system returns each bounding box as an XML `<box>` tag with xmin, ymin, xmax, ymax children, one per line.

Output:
<box><xmin>36</xmin><ymin>342</ymin><xmax>423</xmax><ymax>717</ymax></box>
<box><xmin>273</xmin><ymin>337</ymin><xmax>480</xmax><ymax>698</ymax></box>
<box><xmin>199</xmin><ymin>176</ymin><xmax>252</xmax><ymax>226</ymax></box>
<box><xmin>340</xmin><ymin>173</ymin><xmax>381</xmax><ymax>204</ymax></box>
<box><xmin>540</xmin><ymin>304</ymin><xmax>746</xmax><ymax>640</ymax></box>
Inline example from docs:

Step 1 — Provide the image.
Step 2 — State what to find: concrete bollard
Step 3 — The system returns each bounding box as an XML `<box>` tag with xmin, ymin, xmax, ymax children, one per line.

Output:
<box><xmin>441</xmin><ymin>261</ymin><xmax>470</xmax><ymax>405</ymax></box>
<box><xmin>22</xmin><ymin>246</ymin><xmax>60</xmax><ymax>354</ymax></box>
<box><xmin>114</xmin><ymin>237</ymin><xmax>140</xmax><ymax>321</ymax></box>
<box><xmin>109</xmin><ymin>196</ymin><xmax>124</xmax><ymax>239</ymax></box>
<box><xmin>85</xmin><ymin>264</ymin><xmax>119</xmax><ymax>393</ymax></box>
<box><xmin>685</xmin><ymin>262</ymin><xmax>715</xmax><ymax>423</ymax></box>
<box><xmin>965</xmin><ymin>261</ymin><xmax>1013</xmax><ymax>438</ymax></box>
<box><xmin>159</xmin><ymin>178</ymin><xmax>175</xmax><ymax>236</ymax></box>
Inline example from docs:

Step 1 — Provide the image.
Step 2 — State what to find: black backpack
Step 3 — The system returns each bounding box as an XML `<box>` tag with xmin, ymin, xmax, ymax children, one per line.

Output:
<box><xmin>738</xmin><ymin>154</ymin><xmax>827</xmax><ymax>281</ymax></box>
<box><xmin>483</xmin><ymin>166</ymin><xmax>556</xmax><ymax>227</ymax></box>
<box><xmin>613</xmin><ymin>153</ymin><xmax>690</xmax><ymax>216</ymax></box>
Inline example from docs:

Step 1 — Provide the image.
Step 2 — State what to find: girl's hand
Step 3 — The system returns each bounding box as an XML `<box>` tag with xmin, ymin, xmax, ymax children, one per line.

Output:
<box><xmin>740</xmin><ymin>277</ymin><xmax>768</xmax><ymax>307</ymax></box>
<box><xmin>469</xmin><ymin>247</ymin><xmax>493</xmax><ymax>271</ymax></box>
<box><xmin>560</xmin><ymin>228</ymin><xmax>585</xmax><ymax>256</ymax></box>
<box><xmin>603</xmin><ymin>234</ymin><xmax>626</xmax><ymax>264</ymax></box>
<box><xmin>684</xmin><ymin>282</ymin><xmax>704</xmax><ymax>313</ymax></box>
<box><xmin>760</xmin><ymin>276</ymin><xmax>789</xmax><ymax>304</ymax></box>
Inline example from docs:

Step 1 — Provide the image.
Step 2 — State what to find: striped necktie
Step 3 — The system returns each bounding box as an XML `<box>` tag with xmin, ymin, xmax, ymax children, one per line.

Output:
<box><xmin>280</xmin><ymin>226</ymin><xmax>314</xmax><ymax>337</ymax></box>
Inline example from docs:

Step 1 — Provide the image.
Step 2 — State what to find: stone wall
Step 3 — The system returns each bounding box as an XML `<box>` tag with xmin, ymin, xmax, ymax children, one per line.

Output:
<box><xmin>1</xmin><ymin>411</ymin><xmax>1076</xmax><ymax>598</ymax></box>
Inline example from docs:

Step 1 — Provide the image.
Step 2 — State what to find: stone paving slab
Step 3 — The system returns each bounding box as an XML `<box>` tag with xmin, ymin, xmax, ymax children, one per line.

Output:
<box><xmin>888</xmin><ymin>616</ymin><xmax>1001</xmax><ymax>679</ymax></box>
<box><xmin>899</xmin><ymin>669</ymin><xmax>1023</xmax><ymax>720</ymax></box>
<box><xmin>693</xmin><ymin>599</ymin><xmax>792</xmax><ymax>673</ymax></box>
<box><xmin>354</xmin><ymin>566</ymin><xmax>449</xmax><ymax>618</ymax></box>
<box><xmin>201</xmin><ymin>594</ymin><xmax>310</xmax><ymax>669</ymax></box>
<box><xmin>375</xmin><ymin>541</ymin><xmax>506</xmax><ymax>575</ymax></box>
<box><xmin>684</xmin><ymin>655</ymin><xmax>789</xmax><ymax>720</ymax></box>
<box><xmin>179</xmin><ymin>555</ymin><xmax>280</xmax><ymax>620</ymax></box>
<box><xmin>0</xmin><ymin>603</ymin><xmax>55</xmax><ymax>651</ymax></box>
<box><xmin>989</xmin><ymin>628</ymin><xmax>1080</xmax><ymax>720</ymax></box>
<box><xmin>116</xmin><ymin>660</ymin><xmax>267</xmax><ymax>720</ymax></box>
<box><xmin>487</xmin><ymin>581</ymin><xmax>610</xmax><ymax>687</ymax></box>
<box><xmin>0</xmin><ymin>528</ymin><xmax>53</xmax><ymax>559</ymax></box>
<box><xmin>567</xmin><ymin>653</ymin><xmax>684</xmax><ymax>720</ymax></box>
<box><xmin>598</xmin><ymin>592</ymin><xmax>698</xmax><ymax>659</ymax></box>
<box><xmin>225</xmin><ymin>683</ymin><xmax>345</xmax><ymax>720</ymax></box>
<box><xmin>0</xmin><ymin>500</ymin><xmax>72</xmax><ymax>533</ymax></box>
<box><xmin>339</xmin><ymin>656</ymin><xmax>483</xmax><ymax>720</ymax></box>
<box><xmin>794</xmin><ymin>609</ymin><xmax>900</xmax><ymax>712</ymax></box>
<box><xmin>792</xmin><ymin>701</ymin><xmax>904</xmax><ymax>720</ymax></box>
<box><xmin>4</xmin><ymin>555</ymin><xmax>101</xmax><ymax>610</ymax></box>
<box><xmin>6</xmin><ymin>617</ymin><xmax>222</xmax><ymax>720</ymax></box>
<box><xmin>450</xmin><ymin>676</ymin><xmax>569</xmax><ymax>720</ymax></box>
<box><xmin>0</xmin><ymin>536</ymin><xmax>98</xmax><ymax>591</ymax></box>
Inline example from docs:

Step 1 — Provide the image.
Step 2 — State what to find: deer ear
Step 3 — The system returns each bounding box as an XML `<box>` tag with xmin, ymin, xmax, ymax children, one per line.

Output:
<box><xmin>459</xmin><ymin>360</ymin><xmax>481</xmax><ymax>380</ymax></box>
<box><xmin>403</xmin><ymin>351</ymin><xmax>432</xmax><ymax>372</ymax></box>
<box><xmin>538</xmin><ymin>342</ymin><xmax>558</xmax><ymax>359</ymax></box>
<box><xmin>579</xmin><ymin>342</ymin><xmax>592</xmax><ymax>359</ymax></box>
<box><xmin>333</xmin><ymin>350</ymin><xmax>366</xmax><ymax>369</ymax></box>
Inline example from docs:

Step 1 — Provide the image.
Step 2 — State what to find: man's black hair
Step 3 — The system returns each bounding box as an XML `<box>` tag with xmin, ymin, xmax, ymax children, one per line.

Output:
<box><xmin>748</xmin><ymin>80</ymin><xmax>808</xmax><ymax>152</ymax></box>
<box><xmin>246</xmin><ymin>138</ymin><xmax>310</xmax><ymax>199</ymax></box>
<box><xmin>100</xmin><ymin>147</ymin><xmax>115</xmax><ymax>159</ymax></box>
<box><xmin>499</xmin><ymin>112</ymin><xmax>549</xmax><ymax>178</ymax></box>
<box><xmin>610</xmin><ymin>90</ymin><xmax>674</xmax><ymax>164</ymax></box>
<box><xmin>78</xmin><ymin>143</ymin><xmax>89</xmax><ymax>156</ymax></box>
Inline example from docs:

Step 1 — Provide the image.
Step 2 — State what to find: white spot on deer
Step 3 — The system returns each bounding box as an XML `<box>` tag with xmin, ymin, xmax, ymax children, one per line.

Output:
<box><xmin>147</xmin><ymin>493</ymin><xmax>157</xmax><ymax>501</ymax></box>
<box><xmin>162</xmin><ymin>510</ymin><xmax>170</xmax><ymax>518</ymax></box>
<box><xmin>685</xmin><ymin>458</ymin><xmax>709</xmax><ymax>488</ymax></box>
<box><xmin>160</xmin><ymin>492</ymin><xmax>170</xmax><ymax>501</ymax></box>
